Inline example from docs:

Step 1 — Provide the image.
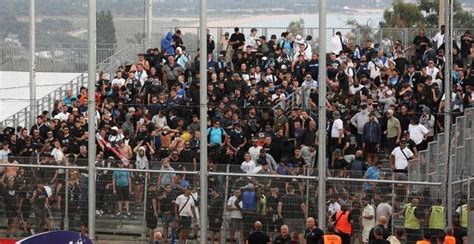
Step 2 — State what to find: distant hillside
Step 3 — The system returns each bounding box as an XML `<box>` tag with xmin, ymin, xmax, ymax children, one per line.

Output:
<box><xmin>0</xmin><ymin>0</ymin><xmax>393</xmax><ymax>17</ymax></box>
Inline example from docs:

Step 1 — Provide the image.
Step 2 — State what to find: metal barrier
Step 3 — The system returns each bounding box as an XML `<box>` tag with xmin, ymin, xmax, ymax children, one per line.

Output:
<box><xmin>170</xmin><ymin>27</ymin><xmax>474</xmax><ymax>53</ymax></box>
<box><xmin>0</xmin><ymin>46</ymin><xmax>117</xmax><ymax>73</ymax></box>
<box><xmin>0</xmin><ymin>159</ymin><xmax>443</xmax><ymax>242</ymax></box>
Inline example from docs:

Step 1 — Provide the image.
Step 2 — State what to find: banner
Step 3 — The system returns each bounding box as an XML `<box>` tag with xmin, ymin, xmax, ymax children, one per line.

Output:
<box><xmin>17</xmin><ymin>231</ymin><xmax>92</xmax><ymax>244</ymax></box>
<box><xmin>0</xmin><ymin>239</ymin><xmax>16</xmax><ymax>244</ymax></box>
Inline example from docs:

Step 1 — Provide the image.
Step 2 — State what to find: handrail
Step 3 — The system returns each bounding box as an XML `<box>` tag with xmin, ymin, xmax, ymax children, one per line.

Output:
<box><xmin>0</xmin><ymin>43</ymin><xmax>141</xmax><ymax>130</ymax></box>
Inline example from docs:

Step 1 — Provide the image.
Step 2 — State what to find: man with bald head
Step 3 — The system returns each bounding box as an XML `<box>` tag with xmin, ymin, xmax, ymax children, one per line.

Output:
<box><xmin>246</xmin><ymin>221</ymin><xmax>270</xmax><ymax>244</ymax></box>
<box><xmin>368</xmin><ymin>216</ymin><xmax>391</xmax><ymax>242</ymax></box>
<box><xmin>273</xmin><ymin>224</ymin><xmax>291</xmax><ymax>244</ymax></box>
<box><xmin>304</xmin><ymin>217</ymin><xmax>324</xmax><ymax>244</ymax></box>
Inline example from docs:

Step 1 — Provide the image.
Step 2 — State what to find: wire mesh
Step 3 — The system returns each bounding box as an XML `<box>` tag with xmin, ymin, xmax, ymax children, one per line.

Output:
<box><xmin>1</xmin><ymin>0</ymin><xmax>474</xmax><ymax>242</ymax></box>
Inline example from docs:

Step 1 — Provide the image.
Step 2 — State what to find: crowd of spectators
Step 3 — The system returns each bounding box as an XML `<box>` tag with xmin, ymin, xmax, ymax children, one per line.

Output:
<box><xmin>0</xmin><ymin>26</ymin><xmax>472</xmax><ymax>243</ymax></box>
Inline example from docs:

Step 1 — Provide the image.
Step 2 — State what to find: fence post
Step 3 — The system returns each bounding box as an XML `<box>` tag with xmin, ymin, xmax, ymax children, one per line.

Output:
<box><xmin>24</xmin><ymin>108</ymin><xmax>29</xmax><ymax>129</ymax></box>
<box><xmin>305</xmin><ymin>168</ymin><xmax>310</xmax><ymax>220</ymax></box>
<box><xmin>220</xmin><ymin>164</ymin><xmax>230</xmax><ymax>244</ymax></box>
<box><xmin>12</xmin><ymin>114</ymin><xmax>17</xmax><ymax>130</ymax></box>
<box><xmin>141</xmin><ymin>173</ymin><xmax>149</xmax><ymax>241</ymax></box>
<box><xmin>64</xmin><ymin>158</ymin><xmax>70</xmax><ymax>230</ymax></box>
<box><xmin>391</xmin><ymin>173</ymin><xmax>395</xmax><ymax>235</ymax></box>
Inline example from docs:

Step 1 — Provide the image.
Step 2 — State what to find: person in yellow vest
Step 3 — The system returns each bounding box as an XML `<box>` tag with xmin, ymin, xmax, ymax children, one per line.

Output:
<box><xmin>428</xmin><ymin>199</ymin><xmax>446</xmax><ymax>242</ymax></box>
<box><xmin>401</xmin><ymin>197</ymin><xmax>422</xmax><ymax>244</ymax></box>
<box><xmin>331</xmin><ymin>204</ymin><xmax>353</xmax><ymax>244</ymax></box>
<box><xmin>444</xmin><ymin>227</ymin><xmax>457</xmax><ymax>244</ymax></box>
<box><xmin>323</xmin><ymin>224</ymin><xmax>342</xmax><ymax>244</ymax></box>
<box><xmin>455</xmin><ymin>199</ymin><xmax>468</xmax><ymax>229</ymax></box>
<box><xmin>416</xmin><ymin>234</ymin><xmax>431</xmax><ymax>244</ymax></box>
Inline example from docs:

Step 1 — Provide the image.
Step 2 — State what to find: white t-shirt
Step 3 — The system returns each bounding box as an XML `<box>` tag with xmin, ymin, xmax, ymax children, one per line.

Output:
<box><xmin>331</xmin><ymin>119</ymin><xmax>344</xmax><ymax>138</ymax></box>
<box><xmin>0</xmin><ymin>149</ymin><xmax>10</xmax><ymax>162</ymax></box>
<box><xmin>248</xmin><ymin>146</ymin><xmax>262</xmax><ymax>162</ymax></box>
<box><xmin>376</xmin><ymin>202</ymin><xmax>393</xmax><ymax>227</ymax></box>
<box><xmin>51</xmin><ymin>148</ymin><xmax>65</xmax><ymax>174</ymax></box>
<box><xmin>387</xmin><ymin>235</ymin><xmax>401</xmax><ymax>244</ymax></box>
<box><xmin>331</xmin><ymin>35</ymin><xmax>343</xmax><ymax>54</ymax></box>
<box><xmin>175</xmin><ymin>194</ymin><xmax>196</xmax><ymax>217</ymax></box>
<box><xmin>51</xmin><ymin>148</ymin><xmax>65</xmax><ymax>163</ymax></box>
<box><xmin>426</xmin><ymin>66</ymin><xmax>440</xmax><ymax>79</ymax></box>
<box><xmin>227</xmin><ymin>195</ymin><xmax>243</xmax><ymax>219</ymax></box>
<box><xmin>408</xmin><ymin>124</ymin><xmax>428</xmax><ymax>145</ymax></box>
<box><xmin>241</xmin><ymin>160</ymin><xmax>256</xmax><ymax>174</ymax></box>
<box><xmin>349</xmin><ymin>84</ymin><xmax>364</xmax><ymax>95</ymax></box>
<box><xmin>362</xmin><ymin>204</ymin><xmax>375</xmax><ymax>237</ymax></box>
<box><xmin>432</xmin><ymin>32</ymin><xmax>445</xmax><ymax>49</ymax></box>
<box><xmin>54</xmin><ymin>112</ymin><xmax>70</xmax><ymax>121</ymax></box>
<box><xmin>328</xmin><ymin>202</ymin><xmax>341</xmax><ymax>217</ymax></box>
<box><xmin>391</xmin><ymin>147</ymin><xmax>414</xmax><ymax>170</ymax></box>
<box><xmin>112</xmin><ymin>78</ymin><xmax>125</xmax><ymax>87</ymax></box>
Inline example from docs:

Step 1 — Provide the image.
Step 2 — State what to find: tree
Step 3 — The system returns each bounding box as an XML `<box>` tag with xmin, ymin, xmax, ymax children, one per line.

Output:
<box><xmin>421</xmin><ymin>0</ymin><xmax>474</xmax><ymax>28</ymax></box>
<box><xmin>346</xmin><ymin>19</ymin><xmax>374</xmax><ymax>45</ymax></box>
<box><xmin>379</xmin><ymin>0</ymin><xmax>424</xmax><ymax>28</ymax></box>
<box><xmin>96</xmin><ymin>10</ymin><xmax>117</xmax><ymax>50</ymax></box>
<box><xmin>287</xmin><ymin>19</ymin><xmax>305</xmax><ymax>36</ymax></box>
<box><xmin>380</xmin><ymin>0</ymin><xmax>474</xmax><ymax>29</ymax></box>
<box><xmin>453</xmin><ymin>10</ymin><xmax>474</xmax><ymax>29</ymax></box>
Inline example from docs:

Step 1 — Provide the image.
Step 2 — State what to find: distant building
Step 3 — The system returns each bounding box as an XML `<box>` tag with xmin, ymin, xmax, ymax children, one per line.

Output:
<box><xmin>3</xmin><ymin>34</ymin><xmax>21</xmax><ymax>47</ymax></box>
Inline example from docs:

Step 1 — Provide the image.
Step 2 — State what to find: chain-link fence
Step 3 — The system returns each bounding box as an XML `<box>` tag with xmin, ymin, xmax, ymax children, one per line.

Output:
<box><xmin>0</xmin><ymin>156</ymin><xmax>447</xmax><ymax>243</ymax></box>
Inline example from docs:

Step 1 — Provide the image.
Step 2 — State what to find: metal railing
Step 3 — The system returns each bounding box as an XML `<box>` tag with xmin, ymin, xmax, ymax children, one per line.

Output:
<box><xmin>0</xmin><ymin>159</ymin><xmax>443</xmax><ymax>242</ymax></box>
<box><xmin>166</xmin><ymin>27</ymin><xmax>474</xmax><ymax>55</ymax></box>
<box><xmin>0</xmin><ymin>43</ymin><xmax>144</xmax><ymax>131</ymax></box>
<box><xmin>0</xmin><ymin>45</ymin><xmax>118</xmax><ymax>73</ymax></box>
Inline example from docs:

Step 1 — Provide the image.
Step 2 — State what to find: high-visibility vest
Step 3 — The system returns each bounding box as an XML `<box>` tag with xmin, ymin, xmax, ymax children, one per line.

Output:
<box><xmin>416</xmin><ymin>240</ymin><xmax>430</xmax><ymax>244</ymax></box>
<box><xmin>404</xmin><ymin>203</ymin><xmax>420</xmax><ymax>229</ymax></box>
<box><xmin>323</xmin><ymin>234</ymin><xmax>342</xmax><ymax>244</ymax></box>
<box><xmin>334</xmin><ymin>210</ymin><xmax>352</xmax><ymax>234</ymax></box>
<box><xmin>444</xmin><ymin>235</ymin><xmax>456</xmax><ymax>244</ymax></box>
<box><xmin>460</xmin><ymin>204</ymin><xmax>468</xmax><ymax>228</ymax></box>
<box><xmin>428</xmin><ymin>205</ymin><xmax>446</xmax><ymax>230</ymax></box>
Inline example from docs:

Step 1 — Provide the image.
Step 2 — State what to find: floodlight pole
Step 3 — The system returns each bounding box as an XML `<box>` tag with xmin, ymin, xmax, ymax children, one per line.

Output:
<box><xmin>29</xmin><ymin>0</ymin><xmax>36</xmax><ymax>128</ymax></box>
<box><xmin>317</xmin><ymin>0</ymin><xmax>327</xmax><ymax>230</ymax></box>
<box><xmin>199</xmin><ymin>0</ymin><xmax>209</xmax><ymax>243</ymax></box>
<box><xmin>444</xmin><ymin>0</ymin><xmax>453</xmax><ymax>226</ymax></box>
<box><xmin>87</xmin><ymin>0</ymin><xmax>97</xmax><ymax>240</ymax></box>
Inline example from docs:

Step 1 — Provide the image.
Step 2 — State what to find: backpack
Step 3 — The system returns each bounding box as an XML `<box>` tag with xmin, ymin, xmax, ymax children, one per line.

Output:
<box><xmin>242</xmin><ymin>190</ymin><xmax>257</xmax><ymax>211</ymax></box>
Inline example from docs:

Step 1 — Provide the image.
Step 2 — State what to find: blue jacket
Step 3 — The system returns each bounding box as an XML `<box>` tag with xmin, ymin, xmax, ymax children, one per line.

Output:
<box><xmin>161</xmin><ymin>32</ymin><xmax>175</xmax><ymax>55</ymax></box>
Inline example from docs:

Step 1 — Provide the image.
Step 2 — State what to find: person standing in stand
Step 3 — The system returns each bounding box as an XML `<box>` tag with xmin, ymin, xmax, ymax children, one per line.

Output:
<box><xmin>158</xmin><ymin>184</ymin><xmax>176</xmax><ymax>243</ymax></box>
<box><xmin>227</xmin><ymin>189</ymin><xmax>243</xmax><ymax>244</ymax></box>
<box><xmin>30</xmin><ymin>182</ymin><xmax>49</xmax><ymax>233</ymax></box>
<box><xmin>400</xmin><ymin>197</ymin><xmax>422</xmax><ymax>243</ymax></box>
<box><xmin>208</xmin><ymin>188</ymin><xmax>224</xmax><ymax>244</ymax></box>
<box><xmin>246</xmin><ymin>221</ymin><xmax>270</xmax><ymax>244</ymax></box>
<box><xmin>112</xmin><ymin>161</ymin><xmax>132</xmax><ymax>217</ymax></box>
<box><xmin>277</xmin><ymin>184</ymin><xmax>307</xmax><ymax>243</ymax></box>
<box><xmin>331</xmin><ymin>203</ymin><xmax>353</xmax><ymax>244</ymax></box>
<box><xmin>273</xmin><ymin>224</ymin><xmax>291</xmax><ymax>244</ymax></box>
<box><xmin>174</xmin><ymin>186</ymin><xmax>197</xmax><ymax>244</ymax></box>
<box><xmin>323</xmin><ymin>224</ymin><xmax>342</xmax><ymax>244</ymax></box>
<box><xmin>2</xmin><ymin>176</ymin><xmax>19</xmax><ymax>237</ymax></box>
<box><xmin>361</xmin><ymin>197</ymin><xmax>375</xmax><ymax>244</ymax></box>
<box><xmin>304</xmin><ymin>217</ymin><xmax>324</xmax><ymax>244</ymax></box>
<box><xmin>146</xmin><ymin>184</ymin><xmax>159</xmax><ymax>242</ymax></box>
